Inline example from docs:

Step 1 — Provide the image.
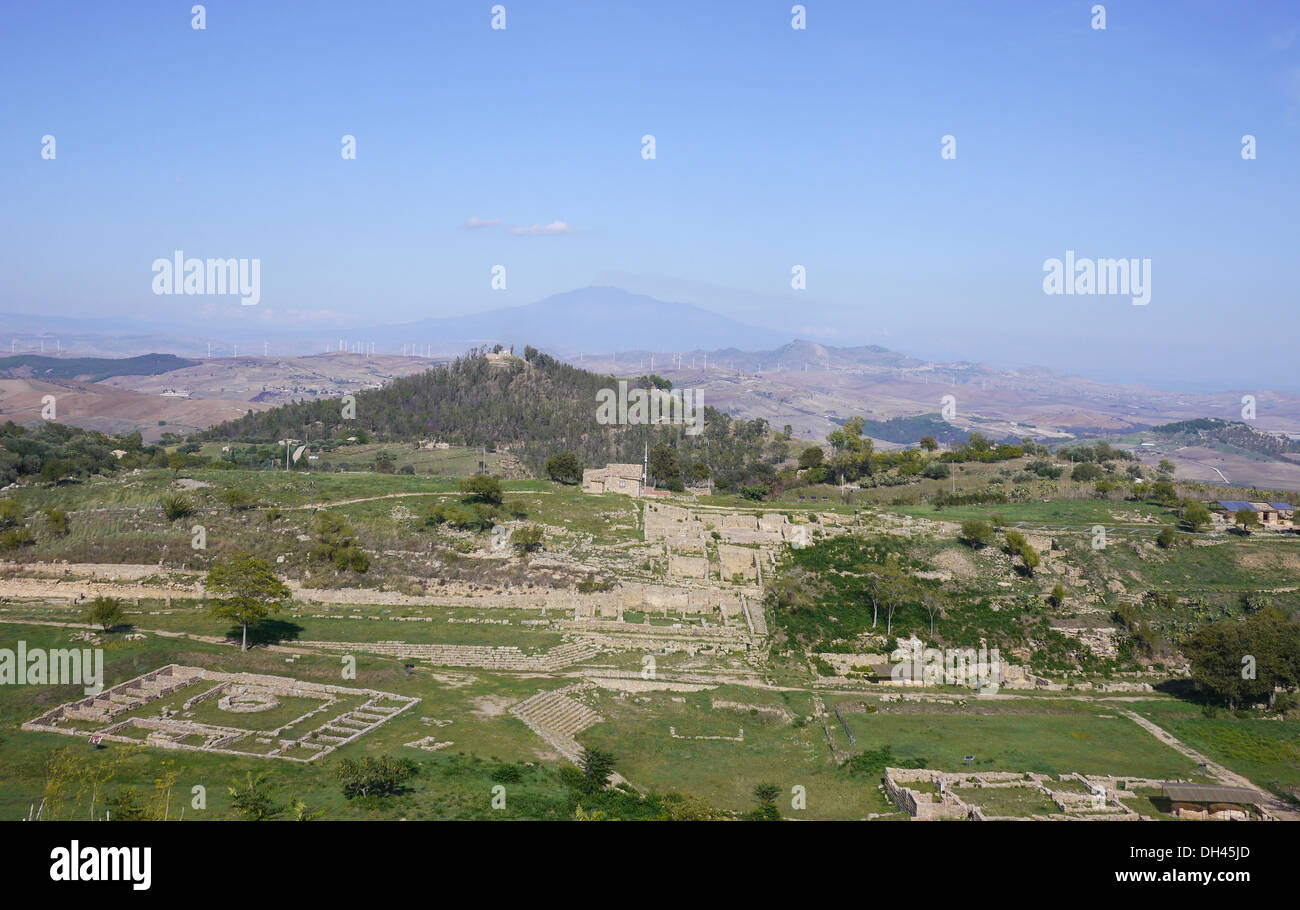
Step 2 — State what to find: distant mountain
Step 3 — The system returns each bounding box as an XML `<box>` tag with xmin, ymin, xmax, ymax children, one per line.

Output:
<box><xmin>668</xmin><ymin>339</ymin><xmax>923</xmax><ymax>372</ymax></box>
<box><xmin>0</xmin><ymin>353</ymin><xmax>200</xmax><ymax>382</ymax></box>
<box><xmin>365</xmin><ymin>287</ymin><xmax>789</xmax><ymax>354</ymax></box>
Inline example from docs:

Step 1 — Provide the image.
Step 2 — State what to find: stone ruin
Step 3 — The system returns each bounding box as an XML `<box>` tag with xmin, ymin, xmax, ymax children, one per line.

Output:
<box><xmin>883</xmin><ymin>767</ymin><xmax>1164</xmax><ymax>820</ymax></box>
<box><xmin>643</xmin><ymin>503</ymin><xmax>838</xmax><ymax>547</ymax></box>
<box><xmin>24</xmin><ymin>664</ymin><xmax>418</xmax><ymax>762</ymax></box>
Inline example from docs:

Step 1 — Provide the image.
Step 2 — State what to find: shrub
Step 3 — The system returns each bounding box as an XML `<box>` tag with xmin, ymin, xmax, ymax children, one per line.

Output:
<box><xmin>1071</xmin><ymin>463</ymin><xmax>1105</xmax><ymax>483</ymax></box>
<box><xmin>313</xmin><ymin>512</ymin><xmax>369</xmax><ymax>571</ymax></box>
<box><xmin>0</xmin><ymin>499</ymin><xmax>23</xmax><ymax>528</ymax></box>
<box><xmin>1182</xmin><ymin>500</ymin><xmax>1211</xmax><ymax>531</ymax></box>
<box><xmin>160</xmin><ymin>493</ymin><xmax>194</xmax><ymax>521</ymax></box>
<box><xmin>459</xmin><ymin>474</ymin><xmax>502</xmax><ymax>505</ymax></box>
<box><xmin>0</xmin><ymin>527</ymin><xmax>34</xmax><ymax>549</ymax></box>
<box><xmin>959</xmin><ymin>519</ymin><xmax>993</xmax><ymax>549</ymax></box>
<box><xmin>42</xmin><ymin>507</ymin><xmax>69</xmax><ymax>536</ymax></box>
<box><xmin>490</xmin><ymin>763</ymin><xmax>523</xmax><ymax>784</ymax></box>
<box><xmin>511</xmin><ymin>525</ymin><xmax>544</xmax><ymax>553</ymax></box>
<box><xmin>86</xmin><ymin>596</ymin><xmax>125</xmax><ymax>631</ymax></box>
<box><xmin>335</xmin><ymin>755</ymin><xmax>418</xmax><ymax>799</ymax></box>
<box><xmin>220</xmin><ymin>487</ymin><xmax>257</xmax><ymax>511</ymax></box>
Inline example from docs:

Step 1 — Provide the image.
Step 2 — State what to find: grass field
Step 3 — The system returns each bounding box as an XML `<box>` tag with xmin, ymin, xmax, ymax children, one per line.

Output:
<box><xmin>952</xmin><ymin>785</ymin><xmax>1058</xmax><ymax>818</ymax></box>
<box><xmin>578</xmin><ymin>686</ymin><xmax>895</xmax><ymax>819</ymax></box>
<box><xmin>837</xmin><ymin>705</ymin><xmax>1206</xmax><ymax>780</ymax></box>
<box><xmin>1129</xmin><ymin>699</ymin><xmax>1300</xmax><ymax>798</ymax></box>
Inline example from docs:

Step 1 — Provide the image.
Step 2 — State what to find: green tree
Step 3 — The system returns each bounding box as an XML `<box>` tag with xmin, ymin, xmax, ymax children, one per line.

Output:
<box><xmin>959</xmin><ymin>519</ymin><xmax>993</xmax><ymax>549</ymax></box>
<box><xmin>648</xmin><ymin>443</ymin><xmax>680</xmax><ymax>485</ymax></box>
<box><xmin>204</xmin><ymin>555</ymin><xmax>290</xmax><ymax>651</ymax></box>
<box><xmin>1049</xmin><ymin>584</ymin><xmax>1067</xmax><ymax>608</ymax></box>
<box><xmin>1071</xmin><ymin>462</ymin><xmax>1104</xmax><ymax>483</ymax></box>
<box><xmin>1234</xmin><ymin>508</ymin><xmax>1260</xmax><ymax>534</ymax></box>
<box><xmin>1183</xmin><ymin>611</ymin><xmax>1299</xmax><ymax>709</ymax></box>
<box><xmin>228</xmin><ymin>772</ymin><xmax>284</xmax><ymax>821</ymax></box>
<box><xmin>748</xmin><ymin>782</ymin><xmax>782</xmax><ymax>820</ymax></box>
<box><xmin>1149</xmin><ymin>480</ymin><xmax>1178</xmax><ymax>504</ymax></box>
<box><xmin>872</xmin><ymin>565</ymin><xmax>913</xmax><ymax>636</ymax></box>
<box><xmin>86</xmin><ymin>596</ymin><xmax>125</xmax><ymax>632</ymax></box>
<box><xmin>921</xmin><ymin>461</ymin><xmax>949</xmax><ymax>479</ymax></box>
<box><xmin>798</xmin><ymin>446</ymin><xmax>824</xmax><ymax>470</ymax></box>
<box><xmin>106</xmin><ymin>787</ymin><xmax>154</xmax><ymax>821</ymax></box>
<box><xmin>1018</xmin><ymin>544</ymin><xmax>1040</xmax><ymax>574</ymax></box>
<box><xmin>919</xmin><ymin>436</ymin><xmax>938</xmax><ymax>452</ymax></box>
<box><xmin>1182</xmin><ymin>500</ymin><xmax>1211</xmax><ymax>532</ymax></box>
<box><xmin>459</xmin><ymin>474</ymin><xmax>503</xmax><ymax>505</ymax></box>
<box><xmin>578</xmin><ymin>746</ymin><xmax>616</xmax><ymax>794</ymax></box>
<box><xmin>544</xmin><ymin>452</ymin><xmax>583</xmax><ymax>484</ymax></box>
<box><xmin>921</xmin><ymin>591</ymin><xmax>946</xmax><ymax>637</ymax></box>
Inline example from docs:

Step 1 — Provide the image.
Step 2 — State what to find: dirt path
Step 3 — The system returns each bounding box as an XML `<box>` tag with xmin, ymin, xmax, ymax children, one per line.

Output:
<box><xmin>295</xmin><ymin>488</ymin><xmax>557</xmax><ymax>509</ymax></box>
<box><xmin>1122</xmin><ymin>709</ymin><xmax>1299</xmax><ymax>820</ymax></box>
<box><xmin>290</xmin><ymin>491</ymin><xmax>453</xmax><ymax>510</ymax></box>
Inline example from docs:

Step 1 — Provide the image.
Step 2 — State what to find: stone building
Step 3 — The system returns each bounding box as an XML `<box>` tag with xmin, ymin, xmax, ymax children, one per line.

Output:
<box><xmin>582</xmin><ymin>463</ymin><xmax>645</xmax><ymax>496</ymax></box>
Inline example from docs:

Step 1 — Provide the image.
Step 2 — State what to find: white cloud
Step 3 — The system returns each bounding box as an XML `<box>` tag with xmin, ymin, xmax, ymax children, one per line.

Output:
<box><xmin>461</xmin><ymin>217</ymin><xmax>501</xmax><ymax>230</ymax></box>
<box><xmin>507</xmin><ymin>220</ymin><xmax>581</xmax><ymax>237</ymax></box>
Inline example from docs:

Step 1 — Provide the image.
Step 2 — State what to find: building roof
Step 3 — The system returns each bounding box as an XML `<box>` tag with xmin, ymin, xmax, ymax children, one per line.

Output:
<box><xmin>1217</xmin><ymin>500</ymin><xmax>1257</xmax><ymax>513</ymax></box>
<box><xmin>584</xmin><ymin>463</ymin><xmax>642</xmax><ymax>480</ymax></box>
<box><xmin>1161</xmin><ymin>783</ymin><xmax>1262</xmax><ymax>805</ymax></box>
<box><xmin>1268</xmin><ymin>502</ymin><xmax>1295</xmax><ymax>511</ymax></box>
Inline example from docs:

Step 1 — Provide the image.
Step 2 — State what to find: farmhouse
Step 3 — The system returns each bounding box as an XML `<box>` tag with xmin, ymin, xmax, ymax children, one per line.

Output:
<box><xmin>1214</xmin><ymin>500</ymin><xmax>1295</xmax><ymax>529</ymax></box>
<box><xmin>1263</xmin><ymin>501</ymin><xmax>1295</xmax><ymax>526</ymax></box>
<box><xmin>582</xmin><ymin>463</ymin><xmax>645</xmax><ymax>496</ymax></box>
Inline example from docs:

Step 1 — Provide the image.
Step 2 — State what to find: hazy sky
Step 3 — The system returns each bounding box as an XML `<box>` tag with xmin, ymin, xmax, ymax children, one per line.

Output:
<box><xmin>2</xmin><ymin>1</ymin><xmax>1298</xmax><ymax>389</ymax></box>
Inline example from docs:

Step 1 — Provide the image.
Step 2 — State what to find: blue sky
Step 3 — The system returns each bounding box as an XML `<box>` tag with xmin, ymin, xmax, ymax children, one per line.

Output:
<box><xmin>1</xmin><ymin>1</ymin><xmax>1298</xmax><ymax>389</ymax></box>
